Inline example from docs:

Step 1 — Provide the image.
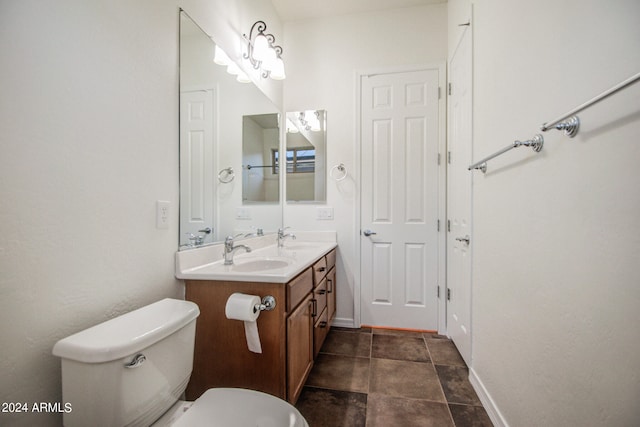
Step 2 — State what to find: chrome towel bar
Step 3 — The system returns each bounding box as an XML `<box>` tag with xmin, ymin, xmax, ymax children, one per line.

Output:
<box><xmin>541</xmin><ymin>71</ymin><xmax>640</xmax><ymax>137</ymax></box>
<box><xmin>469</xmin><ymin>71</ymin><xmax>639</xmax><ymax>173</ymax></box>
<box><xmin>468</xmin><ymin>134</ymin><xmax>544</xmax><ymax>173</ymax></box>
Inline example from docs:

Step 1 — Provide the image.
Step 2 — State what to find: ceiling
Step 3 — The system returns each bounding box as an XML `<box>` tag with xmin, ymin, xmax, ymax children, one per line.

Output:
<box><xmin>271</xmin><ymin>0</ymin><xmax>446</xmax><ymax>22</ymax></box>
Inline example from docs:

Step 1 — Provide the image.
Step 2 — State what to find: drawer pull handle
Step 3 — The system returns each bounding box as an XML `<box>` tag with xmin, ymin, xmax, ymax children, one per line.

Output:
<box><xmin>318</xmin><ymin>289</ymin><xmax>327</xmax><ymax>295</ymax></box>
<box><xmin>319</xmin><ymin>321</ymin><xmax>328</xmax><ymax>328</ymax></box>
<box><xmin>318</xmin><ymin>267</ymin><xmax>326</xmax><ymax>272</ymax></box>
<box><xmin>327</xmin><ymin>278</ymin><xmax>333</xmax><ymax>293</ymax></box>
<box><xmin>311</xmin><ymin>299</ymin><xmax>317</xmax><ymax>317</ymax></box>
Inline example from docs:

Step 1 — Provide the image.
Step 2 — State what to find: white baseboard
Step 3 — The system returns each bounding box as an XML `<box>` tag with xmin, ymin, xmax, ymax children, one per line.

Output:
<box><xmin>331</xmin><ymin>317</ymin><xmax>355</xmax><ymax>328</ymax></box>
<box><xmin>469</xmin><ymin>367</ymin><xmax>509</xmax><ymax>427</ymax></box>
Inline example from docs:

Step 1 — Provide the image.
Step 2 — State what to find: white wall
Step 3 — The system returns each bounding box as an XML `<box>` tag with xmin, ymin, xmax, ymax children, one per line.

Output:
<box><xmin>450</xmin><ymin>0</ymin><xmax>640</xmax><ymax>425</ymax></box>
<box><xmin>282</xmin><ymin>3</ymin><xmax>448</xmax><ymax>326</ymax></box>
<box><xmin>0</xmin><ymin>0</ymin><xmax>282</xmax><ymax>425</ymax></box>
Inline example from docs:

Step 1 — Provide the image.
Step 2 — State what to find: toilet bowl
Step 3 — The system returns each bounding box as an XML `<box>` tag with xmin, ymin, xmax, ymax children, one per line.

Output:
<box><xmin>52</xmin><ymin>298</ymin><xmax>308</xmax><ymax>427</ymax></box>
<box><xmin>157</xmin><ymin>389</ymin><xmax>307</xmax><ymax>427</ymax></box>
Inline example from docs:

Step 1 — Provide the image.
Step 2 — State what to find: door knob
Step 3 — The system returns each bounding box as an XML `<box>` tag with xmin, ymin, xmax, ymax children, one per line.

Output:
<box><xmin>363</xmin><ymin>229</ymin><xmax>377</xmax><ymax>237</ymax></box>
<box><xmin>455</xmin><ymin>235</ymin><xmax>470</xmax><ymax>245</ymax></box>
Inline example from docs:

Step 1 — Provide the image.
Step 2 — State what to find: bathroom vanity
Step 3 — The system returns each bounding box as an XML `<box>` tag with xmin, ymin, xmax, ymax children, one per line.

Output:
<box><xmin>176</xmin><ymin>235</ymin><xmax>337</xmax><ymax>404</ymax></box>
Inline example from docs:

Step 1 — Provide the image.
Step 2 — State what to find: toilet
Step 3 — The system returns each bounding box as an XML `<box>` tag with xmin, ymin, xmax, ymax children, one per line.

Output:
<box><xmin>52</xmin><ymin>298</ymin><xmax>308</xmax><ymax>427</ymax></box>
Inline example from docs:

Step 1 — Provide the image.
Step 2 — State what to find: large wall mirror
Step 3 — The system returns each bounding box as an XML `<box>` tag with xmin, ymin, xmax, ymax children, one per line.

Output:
<box><xmin>179</xmin><ymin>11</ymin><xmax>282</xmax><ymax>249</ymax></box>
<box><xmin>285</xmin><ymin>110</ymin><xmax>326</xmax><ymax>202</ymax></box>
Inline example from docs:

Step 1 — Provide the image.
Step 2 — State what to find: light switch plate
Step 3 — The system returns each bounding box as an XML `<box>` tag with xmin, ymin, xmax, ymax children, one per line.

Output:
<box><xmin>156</xmin><ymin>200</ymin><xmax>170</xmax><ymax>229</ymax></box>
<box><xmin>236</xmin><ymin>207</ymin><xmax>252</xmax><ymax>220</ymax></box>
<box><xmin>317</xmin><ymin>207</ymin><xmax>334</xmax><ymax>220</ymax></box>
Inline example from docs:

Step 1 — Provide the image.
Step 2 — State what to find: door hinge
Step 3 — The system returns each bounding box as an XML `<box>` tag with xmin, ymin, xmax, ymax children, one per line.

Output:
<box><xmin>448</xmin><ymin>82</ymin><xmax>452</xmax><ymax>95</ymax></box>
<box><xmin>437</xmin><ymin>219</ymin><xmax>440</xmax><ymax>232</ymax></box>
<box><xmin>438</xmin><ymin>153</ymin><xmax>441</xmax><ymax>165</ymax></box>
<box><xmin>447</xmin><ymin>288</ymin><xmax>451</xmax><ymax>301</ymax></box>
<box><xmin>438</xmin><ymin>86</ymin><xmax>441</xmax><ymax>99</ymax></box>
<box><xmin>437</xmin><ymin>285</ymin><xmax>440</xmax><ymax>298</ymax></box>
<box><xmin>448</xmin><ymin>151</ymin><xmax>452</xmax><ymax>164</ymax></box>
<box><xmin>447</xmin><ymin>220</ymin><xmax>451</xmax><ymax>232</ymax></box>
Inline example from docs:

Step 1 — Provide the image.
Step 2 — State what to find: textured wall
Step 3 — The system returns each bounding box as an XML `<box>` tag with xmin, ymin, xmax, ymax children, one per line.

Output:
<box><xmin>451</xmin><ymin>0</ymin><xmax>640</xmax><ymax>425</ymax></box>
<box><xmin>0</xmin><ymin>0</ymin><xmax>281</xmax><ymax>425</ymax></box>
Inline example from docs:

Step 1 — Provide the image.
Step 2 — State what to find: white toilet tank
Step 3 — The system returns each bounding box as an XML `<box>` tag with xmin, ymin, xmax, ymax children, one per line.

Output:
<box><xmin>52</xmin><ymin>298</ymin><xmax>200</xmax><ymax>427</ymax></box>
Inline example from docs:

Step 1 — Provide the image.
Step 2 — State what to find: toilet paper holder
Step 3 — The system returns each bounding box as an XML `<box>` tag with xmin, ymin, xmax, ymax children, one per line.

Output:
<box><xmin>254</xmin><ymin>295</ymin><xmax>276</xmax><ymax>313</ymax></box>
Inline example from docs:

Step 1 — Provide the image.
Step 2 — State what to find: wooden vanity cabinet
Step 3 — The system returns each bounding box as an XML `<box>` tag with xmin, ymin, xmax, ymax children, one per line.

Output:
<box><xmin>184</xmin><ymin>248</ymin><xmax>336</xmax><ymax>405</ymax></box>
<box><xmin>184</xmin><ymin>280</ymin><xmax>287</xmax><ymax>401</ymax></box>
<box><xmin>287</xmin><ymin>293</ymin><xmax>313</xmax><ymax>404</ymax></box>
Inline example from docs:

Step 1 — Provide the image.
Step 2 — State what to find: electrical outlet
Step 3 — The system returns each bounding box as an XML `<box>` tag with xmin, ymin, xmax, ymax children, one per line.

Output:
<box><xmin>317</xmin><ymin>207</ymin><xmax>334</xmax><ymax>220</ymax></box>
<box><xmin>156</xmin><ymin>200</ymin><xmax>170</xmax><ymax>229</ymax></box>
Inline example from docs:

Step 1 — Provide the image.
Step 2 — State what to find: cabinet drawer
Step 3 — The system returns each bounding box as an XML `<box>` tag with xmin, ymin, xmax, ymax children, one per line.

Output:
<box><xmin>313</xmin><ymin>278</ymin><xmax>327</xmax><ymax>318</ymax></box>
<box><xmin>313</xmin><ymin>307</ymin><xmax>329</xmax><ymax>358</ymax></box>
<box><xmin>287</xmin><ymin>268</ymin><xmax>313</xmax><ymax>312</ymax></box>
<box><xmin>326</xmin><ymin>248</ymin><xmax>336</xmax><ymax>271</ymax></box>
<box><xmin>312</xmin><ymin>257</ymin><xmax>327</xmax><ymax>286</ymax></box>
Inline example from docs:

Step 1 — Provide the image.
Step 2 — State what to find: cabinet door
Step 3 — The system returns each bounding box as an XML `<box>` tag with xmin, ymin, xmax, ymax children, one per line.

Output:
<box><xmin>313</xmin><ymin>307</ymin><xmax>329</xmax><ymax>358</ymax></box>
<box><xmin>327</xmin><ymin>266</ymin><xmax>337</xmax><ymax>322</ymax></box>
<box><xmin>287</xmin><ymin>293</ymin><xmax>314</xmax><ymax>404</ymax></box>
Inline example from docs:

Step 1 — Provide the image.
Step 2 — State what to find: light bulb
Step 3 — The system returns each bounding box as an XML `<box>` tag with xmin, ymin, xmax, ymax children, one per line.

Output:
<box><xmin>226</xmin><ymin>62</ymin><xmax>240</xmax><ymax>75</ymax></box>
<box><xmin>252</xmin><ymin>33</ymin><xmax>270</xmax><ymax>62</ymax></box>
<box><xmin>213</xmin><ymin>45</ymin><xmax>230</xmax><ymax>66</ymax></box>
<box><xmin>261</xmin><ymin>48</ymin><xmax>277</xmax><ymax>71</ymax></box>
<box><xmin>286</xmin><ymin>119</ymin><xmax>299</xmax><ymax>133</ymax></box>
<box><xmin>270</xmin><ymin>57</ymin><xmax>286</xmax><ymax>80</ymax></box>
<box><xmin>236</xmin><ymin>70</ymin><xmax>251</xmax><ymax>83</ymax></box>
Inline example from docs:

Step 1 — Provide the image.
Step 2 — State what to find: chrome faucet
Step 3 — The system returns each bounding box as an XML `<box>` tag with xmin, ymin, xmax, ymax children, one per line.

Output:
<box><xmin>244</xmin><ymin>227</ymin><xmax>264</xmax><ymax>238</ymax></box>
<box><xmin>277</xmin><ymin>227</ymin><xmax>296</xmax><ymax>247</ymax></box>
<box><xmin>184</xmin><ymin>233</ymin><xmax>205</xmax><ymax>247</ymax></box>
<box><xmin>223</xmin><ymin>235</ymin><xmax>252</xmax><ymax>265</ymax></box>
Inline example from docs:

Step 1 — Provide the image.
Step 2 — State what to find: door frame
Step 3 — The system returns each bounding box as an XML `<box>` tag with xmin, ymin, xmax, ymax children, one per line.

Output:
<box><xmin>354</xmin><ymin>63</ymin><xmax>447</xmax><ymax>332</ymax></box>
<box><xmin>446</xmin><ymin>21</ymin><xmax>474</xmax><ymax>362</ymax></box>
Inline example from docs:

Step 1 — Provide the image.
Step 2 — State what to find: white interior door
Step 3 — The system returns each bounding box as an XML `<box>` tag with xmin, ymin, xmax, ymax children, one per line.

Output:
<box><xmin>360</xmin><ymin>68</ymin><xmax>441</xmax><ymax>330</ymax></box>
<box><xmin>179</xmin><ymin>90</ymin><xmax>215</xmax><ymax>246</ymax></box>
<box><xmin>447</xmin><ymin>27</ymin><xmax>473</xmax><ymax>365</ymax></box>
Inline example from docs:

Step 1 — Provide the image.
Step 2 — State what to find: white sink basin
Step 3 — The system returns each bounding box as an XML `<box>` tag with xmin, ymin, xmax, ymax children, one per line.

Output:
<box><xmin>175</xmin><ymin>234</ymin><xmax>337</xmax><ymax>283</ymax></box>
<box><xmin>231</xmin><ymin>258</ymin><xmax>292</xmax><ymax>272</ymax></box>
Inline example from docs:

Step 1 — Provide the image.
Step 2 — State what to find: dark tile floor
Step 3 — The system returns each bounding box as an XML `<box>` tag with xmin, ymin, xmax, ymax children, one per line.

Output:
<box><xmin>295</xmin><ymin>327</ymin><xmax>493</xmax><ymax>427</ymax></box>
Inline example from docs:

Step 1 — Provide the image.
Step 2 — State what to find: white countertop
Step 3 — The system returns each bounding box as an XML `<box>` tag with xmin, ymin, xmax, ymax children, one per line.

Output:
<box><xmin>175</xmin><ymin>231</ymin><xmax>337</xmax><ymax>283</ymax></box>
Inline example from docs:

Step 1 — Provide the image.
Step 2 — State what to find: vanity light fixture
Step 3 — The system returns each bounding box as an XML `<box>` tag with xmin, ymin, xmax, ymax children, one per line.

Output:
<box><xmin>297</xmin><ymin>110</ymin><xmax>322</xmax><ymax>132</ymax></box>
<box><xmin>213</xmin><ymin>44</ymin><xmax>251</xmax><ymax>83</ymax></box>
<box><xmin>286</xmin><ymin>118</ymin><xmax>300</xmax><ymax>134</ymax></box>
<box><xmin>243</xmin><ymin>21</ymin><xmax>286</xmax><ymax>80</ymax></box>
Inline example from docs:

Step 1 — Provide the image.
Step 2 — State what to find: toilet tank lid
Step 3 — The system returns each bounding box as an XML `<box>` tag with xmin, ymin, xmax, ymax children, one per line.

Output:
<box><xmin>52</xmin><ymin>298</ymin><xmax>200</xmax><ymax>363</ymax></box>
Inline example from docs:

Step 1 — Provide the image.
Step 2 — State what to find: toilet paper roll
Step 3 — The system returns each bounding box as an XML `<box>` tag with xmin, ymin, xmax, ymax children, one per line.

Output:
<box><xmin>225</xmin><ymin>293</ymin><xmax>262</xmax><ymax>353</ymax></box>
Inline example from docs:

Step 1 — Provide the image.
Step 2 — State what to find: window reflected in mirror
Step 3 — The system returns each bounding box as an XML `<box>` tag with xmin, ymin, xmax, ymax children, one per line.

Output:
<box><xmin>285</xmin><ymin>110</ymin><xmax>326</xmax><ymax>202</ymax></box>
<box><xmin>242</xmin><ymin>113</ymin><xmax>280</xmax><ymax>203</ymax></box>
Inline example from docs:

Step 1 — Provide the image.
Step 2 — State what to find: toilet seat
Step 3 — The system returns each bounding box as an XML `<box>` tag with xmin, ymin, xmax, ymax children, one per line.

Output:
<box><xmin>171</xmin><ymin>388</ymin><xmax>309</xmax><ymax>427</ymax></box>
